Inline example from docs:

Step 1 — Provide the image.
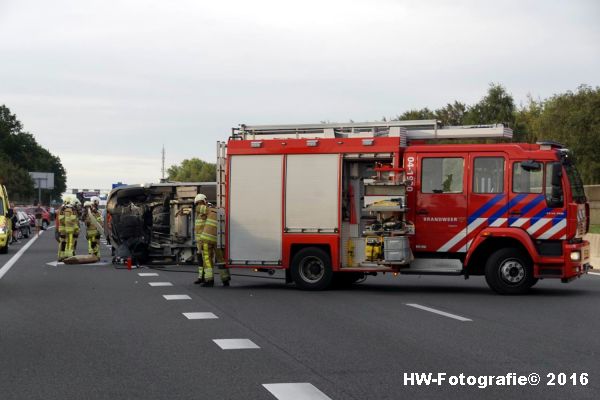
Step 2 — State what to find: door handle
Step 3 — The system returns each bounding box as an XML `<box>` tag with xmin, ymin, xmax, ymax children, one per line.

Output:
<box><xmin>509</xmin><ymin>209</ymin><xmax>521</xmax><ymax>215</ymax></box>
<box><xmin>417</xmin><ymin>209</ymin><xmax>428</xmax><ymax>215</ymax></box>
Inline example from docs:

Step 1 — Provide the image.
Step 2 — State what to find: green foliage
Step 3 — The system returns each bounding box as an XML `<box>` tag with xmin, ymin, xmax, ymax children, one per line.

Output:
<box><xmin>533</xmin><ymin>85</ymin><xmax>600</xmax><ymax>184</ymax></box>
<box><xmin>396</xmin><ymin>108</ymin><xmax>436</xmax><ymax>121</ymax></box>
<box><xmin>167</xmin><ymin>158</ymin><xmax>216</xmax><ymax>182</ymax></box>
<box><xmin>463</xmin><ymin>83</ymin><xmax>516</xmax><ymax>126</ymax></box>
<box><xmin>0</xmin><ymin>153</ymin><xmax>35</xmax><ymax>199</ymax></box>
<box><xmin>0</xmin><ymin>105</ymin><xmax>67</xmax><ymax>203</ymax></box>
<box><xmin>394</xmin><ymin>84</ymin><xmax>600</xmax><ymax>184</ymax></box>
<box><xmin>435</xmin><ymin>101</ymin><xmax>467</xmax><ymax>125</ymax></box>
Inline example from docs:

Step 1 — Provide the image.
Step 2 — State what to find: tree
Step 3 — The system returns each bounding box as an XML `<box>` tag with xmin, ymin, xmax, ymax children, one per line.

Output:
<box><xmin>464</xmin><ymin>83</ymin><xmax>516</xmax><ymax>126</ymax></box>
<box><xmin>391</xmin><ymin>83</ymin><xmax>599</xmax><ymax>183</ymax></box>
<box><xmin>514</xmin><ymin>96</ymin><xmax>544</xmax><ymax>143</ymax></box>
<box><xmin>395</xmin><ymin>108</ymin><xmax>436</xmax><ymax>121</ymax></box>
<box><xmin>435</xmin><ymin>101</ymin><xmax>467</xmax><ymax>125</ymax></box>
<box><xmin>167</xmin><ymin>158</ymin><xmax>216</xmax><ymax>182</ymax></box>
<box><xmin>0</xmin><ymin>105</ymin><xmax>67</xmax><ymax>203</ymax></box>
<box><xmin>534</xmin><ymin>85</ymin><xmax>600</xmax><ymax>184</ymax></box>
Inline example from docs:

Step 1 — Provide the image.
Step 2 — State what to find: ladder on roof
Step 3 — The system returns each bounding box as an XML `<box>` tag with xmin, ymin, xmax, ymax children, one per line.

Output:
<box><xmin>234</xmin><ymin>120</ymin><xmax>512</xmax><ymax>142</ymax></box>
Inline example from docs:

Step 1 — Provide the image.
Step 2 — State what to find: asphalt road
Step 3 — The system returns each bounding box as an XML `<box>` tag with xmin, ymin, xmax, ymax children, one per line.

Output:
<box><xmin>1</xmin><ymin>230</ymin><xmax>599</xmax><ymax>400</ymax></box>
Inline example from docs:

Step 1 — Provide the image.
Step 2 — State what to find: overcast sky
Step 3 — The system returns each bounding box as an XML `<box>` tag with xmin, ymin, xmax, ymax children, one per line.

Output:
<box><xmin>1</xmin><ymin>0</ymin><xmax>598</xmax><ymax>190</ymax></box>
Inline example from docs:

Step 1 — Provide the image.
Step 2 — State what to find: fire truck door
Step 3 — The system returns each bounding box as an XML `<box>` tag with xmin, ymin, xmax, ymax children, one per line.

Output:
<box><xmin>414</xmin><ymin>154</ymin><xmax>467</xmax><ymax>253</ymax></box>
<box><xmin>466</xmin><ymin>155</ymin><xmax>508</xmax><ymax>251</ymax></box>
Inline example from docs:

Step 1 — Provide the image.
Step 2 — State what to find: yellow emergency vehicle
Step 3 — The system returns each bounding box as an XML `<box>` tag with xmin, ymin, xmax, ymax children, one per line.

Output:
<box><xmin>0</xmin><ymin>185</ymin><xmax>13</xmax><ymax>253</ymax></box>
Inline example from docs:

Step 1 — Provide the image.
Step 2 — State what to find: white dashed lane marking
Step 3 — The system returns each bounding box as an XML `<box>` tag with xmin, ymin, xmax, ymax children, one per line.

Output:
<box><xmin>263</xmin><ymin>383</ymin><xmax>332</xmax><ymax>400</ymax></box>
<box><xmin>164</xmin><ymin>294</ymin><xmax>191</xmax><ymax>300</ymax></box>
<box><xmin>138</xmin><ymin>272</ymin><xmax>159</xmax><ymax>277</ymax></box>
<box><xmin>148</xmin><ymin>282</ymin><xmax>173</xmax><ymax>287</ymax></box>
<box><xmin>406</xmin><ymin>303</ymin><xmax>472</xmax><ymax>322</ymax></box>
<box><xmin>213</xmin><ymin>339</ymin><xmax>260</xmax><ymax>350</ymax></box>
<box><xmin>183</xmin><ymin>312</ymin><xmax>218</xmax><ymax>319</ymax></box>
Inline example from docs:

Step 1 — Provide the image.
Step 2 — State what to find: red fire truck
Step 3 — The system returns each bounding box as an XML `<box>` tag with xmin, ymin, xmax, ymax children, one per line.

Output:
<box><xmin>215</xmin><ymin>120</ymin><xmax>591</xmax><ymax>294</ymax></box>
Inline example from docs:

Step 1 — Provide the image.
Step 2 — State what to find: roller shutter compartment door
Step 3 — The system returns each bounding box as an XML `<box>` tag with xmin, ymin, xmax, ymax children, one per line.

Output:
<box><xmin>229</xmin><ymin>155</ymin><xmax>283</xmax><ymax>263</ymax></box>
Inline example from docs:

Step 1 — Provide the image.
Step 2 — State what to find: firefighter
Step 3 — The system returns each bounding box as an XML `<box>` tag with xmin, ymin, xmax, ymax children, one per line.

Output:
<box><xmin>83</xmin><ymin>200</ymin><xmax>102</xmax><ymax>257</ymax></box>
<box><xmin>193</xmin><ymin>194</ymin><xmax>208</xmax><ymax>284</ymax></box>
<box><xmin>91</xmin><ymin>196</ymin><xmax>101</xmax><ymax>211</ymax></box>
<box><xmin>198</xmin><ymin>198</ymin><xmax>230</xmax><ymax>287</ymax></box>
<box><xmin>57</xmin><ymin>195</ymin><xmax>80</xmax><ymax>261</ymax></box>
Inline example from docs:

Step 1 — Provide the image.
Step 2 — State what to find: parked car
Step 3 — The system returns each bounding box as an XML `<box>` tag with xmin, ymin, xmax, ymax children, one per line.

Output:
<box><xmin>15</xmin><ymin>211</ymin><xmax>32</xmax><ymax>239</ymax></box>
<box><xmin>26</xmin><ymin>206</ymin><xmax>51</xmax><ymax>229</ymax></box>
<box><xmin>14</xmin><ymin>207</ymin><xmax>35</xmax><ymax>229</ymax></box>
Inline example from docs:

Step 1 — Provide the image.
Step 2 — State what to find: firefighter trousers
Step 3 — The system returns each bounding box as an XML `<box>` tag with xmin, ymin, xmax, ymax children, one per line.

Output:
<box><xmin>199</xmin><ymin>241</ymin><xmax>229</xmax><ymax>282</ymax></box>
<box><xmin>58</xmin><ymin>233</ymin><xmax>76</xmax><ymax>261</ymax></box>
<box><xmin>87</xmin><ymin>233</ymin><xmax>100</xmax><ymax>257</ymax></box>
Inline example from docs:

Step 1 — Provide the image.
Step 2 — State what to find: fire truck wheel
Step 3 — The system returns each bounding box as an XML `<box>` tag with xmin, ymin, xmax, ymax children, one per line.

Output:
<box><xmin>291</xmin><ymin>247</ymin><xmax>333</xmax><ymax>290</ymax></box>
<box><xmin>485</xmin><ymin>248</ymin><xmax>537</xmax><ymax>294</ymax></box>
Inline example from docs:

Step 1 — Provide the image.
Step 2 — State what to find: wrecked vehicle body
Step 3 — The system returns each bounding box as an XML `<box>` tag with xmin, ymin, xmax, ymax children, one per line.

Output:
<box><xmin>106</xmin><ymin>182</ymin><xmax>216</xmax><ymax>264</ymax></box>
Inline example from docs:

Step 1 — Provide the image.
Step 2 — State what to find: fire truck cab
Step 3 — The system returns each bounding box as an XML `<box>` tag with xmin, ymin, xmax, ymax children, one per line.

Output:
<box><xmin>218</xmin><ymin>120</ymin><xmax>591</xmax><ymax>294</ymax></box>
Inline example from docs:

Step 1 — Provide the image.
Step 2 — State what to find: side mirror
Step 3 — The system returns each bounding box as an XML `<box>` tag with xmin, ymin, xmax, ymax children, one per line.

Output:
<box><xmin>547</xmin><ymin>162</ymin><xmax>564</xmax><ymax>208</ymax></box>
<box><xmin>551</xmin><ymin>162</ymin><xmax>562</xmax><ymax>187</ymax></box>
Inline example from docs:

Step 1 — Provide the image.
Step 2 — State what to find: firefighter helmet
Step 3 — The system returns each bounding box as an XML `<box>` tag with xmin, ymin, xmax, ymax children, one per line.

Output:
<box><xmin>194</xmin><ymin>194</ymin><xmax>207</xmax><ymax>204</ymax></box>
<box><xmin>91</xmin><ymin>196</ymin><xmax>100</xmax><ymax>207</ymax></box>
<box><xmin>84</xmin><ymin>201</ymin><xmax>92</xmax><ymax>208</ymax></box>
<box><xmin>62</xmin><ymin>194</ymin><xmax>76</xmax><ymax>206</ymax></box>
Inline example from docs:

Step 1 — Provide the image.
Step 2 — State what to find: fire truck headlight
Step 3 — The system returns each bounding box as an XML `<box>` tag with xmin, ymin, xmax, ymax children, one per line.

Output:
<box><xmin>0</xmin><ymin>227</ymin><xmax>5</xmax><ymax>234</ymax></box>
<box><xmin>570</xmin><ymin>251</ymin><xmax>581</xmax><ymax>262</ymax></box>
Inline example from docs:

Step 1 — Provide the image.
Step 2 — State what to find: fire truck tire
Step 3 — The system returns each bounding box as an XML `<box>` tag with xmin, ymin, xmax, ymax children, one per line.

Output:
<box><xmin>485</xmin><ymin>248</ymin><xmax>537</xmax><ymax>294</ymax></box>
<box><xmin>291</xmin><ymin>247</ymin><xmax>333</xmax><ymax>290</ymax></box>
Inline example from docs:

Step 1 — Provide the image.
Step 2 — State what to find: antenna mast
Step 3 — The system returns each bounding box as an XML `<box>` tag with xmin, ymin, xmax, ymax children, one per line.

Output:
<box><xmin>161</xmin><ymin>145</ymin><xmax>166</xmax><ymax>180</ymax></box>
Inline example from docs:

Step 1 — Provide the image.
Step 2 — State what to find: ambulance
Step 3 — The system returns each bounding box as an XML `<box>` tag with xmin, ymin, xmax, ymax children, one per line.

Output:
<box><xmin>0</xmin><ymin>184</ymin><xmax>13</xmax><ymax>253</ymax></box>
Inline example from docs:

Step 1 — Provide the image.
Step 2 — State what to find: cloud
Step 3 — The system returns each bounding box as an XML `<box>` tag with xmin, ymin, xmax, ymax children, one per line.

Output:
<box><xmin>60</xmin><ymin>153</ymin><xmax>162</xmax><ymax>189</ymax></box>
<box><xmin>1</xmin><ymin>0</ymin><xmax>599</xmax><ymax>189</ymax></box>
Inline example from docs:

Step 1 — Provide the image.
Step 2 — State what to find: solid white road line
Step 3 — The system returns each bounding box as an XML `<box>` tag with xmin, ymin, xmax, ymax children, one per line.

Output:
<box><xmin>589</xmin><ymin>272</ymin><xmax>600</xmax><ymax>276</ymax></box>
<box><xmin>148</xmin><ymin>282</ymin><xmax>173</xmax><ymax>287</ymax></box>
<box><xmin>0</xmin><ymin>232</ymin><xmax>42</xmax><ymax>280</ymax></box>
<box><xmin>213</xmin><ymin>339</ymin><xmax>260</xmax><ymax>350</ymax></box>
<box><xmin>164</xmin><ymin>294</ymin><xmax>191</xmax><ymax>300</ymax></box>
<box><xmin>406</xmin><ymin>303</ymin><xmax>472</xmax><ymax>322</ymax></box>
<box><xmin>138</xmin><ymin>272</ymin><xmax>159</xmax><ymax>277</ymax></box>
<box><xmin>183</xmin><ymin>312</ymin><xmax>218</xmax><ymax>319</ymax></box>
<box><xmin>263</xmin><ymin>383</ymin><xmax>332</xmax><ymax>400</ymax></box>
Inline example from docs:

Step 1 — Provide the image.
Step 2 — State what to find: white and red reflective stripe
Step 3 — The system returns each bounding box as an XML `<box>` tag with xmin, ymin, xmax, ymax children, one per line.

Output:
<box><xmin>526</xmin><ymin>218</ymin><xmax>552</xmax><ymax>235</ymax></box>
<box><xmin>537</xmin><ymin>219</ymin><xmax>567</xmax><ymax>240</ymax></box>
<box><xmin>510</xmin><ymin>218</ymin><xmax>528</xmax><ymax>227</ymax></box>
<box><xmin>489</xmin><ymin>217</ymin><xmax>507</xmax><ymax>227</ymax></box>
<box><xmin>437</xmin><ymin>218</ymin><xmax>486</xmax><ymax>252</ymax></box>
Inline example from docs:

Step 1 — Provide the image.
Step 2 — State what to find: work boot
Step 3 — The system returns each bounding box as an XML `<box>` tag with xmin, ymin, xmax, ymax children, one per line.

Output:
<box><xmin>193</xmin><ymin>277</ymin><xmax>205</xmax><ymax>284</ymax></box>
<box><xmin>222</xmin><ymin>280</ymin><xmax>230</xmax><ymax>287</ymax></box>
<box><xmin>201</xmin><ymin>280</ymin><xmax>214</xmax><ymax>287</ymax></box>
